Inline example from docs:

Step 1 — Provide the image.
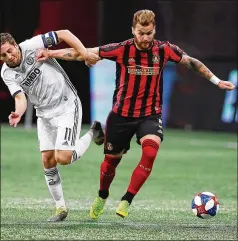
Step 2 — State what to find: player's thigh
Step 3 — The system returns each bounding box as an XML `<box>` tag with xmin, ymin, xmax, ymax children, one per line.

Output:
<box><xmin>136</xmin><ymin>114</ymin><xmax>164</xmax><ymax>144</ymax></box>
<box><xmin>55</xmin><ymin>98</ymin><xmax>82</xmax><ymax>151</ymax></box>
<box><xmin>37</xmin><ymin>117</ymin><xmax>57</xmax><ymax>152</ymax></box>
<box><xmin>104</xmin><ymin>111</ymin><xmax>136</xmax><ymax>155</ymax></box>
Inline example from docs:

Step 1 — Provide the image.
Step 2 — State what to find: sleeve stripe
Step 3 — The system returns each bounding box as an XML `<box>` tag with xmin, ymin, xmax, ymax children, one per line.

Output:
<box><xmin>53</xmin><ymin>31</ymin><xmax>59</xmax><ymax>44</ymax></box>
<box><xmin>12</xmin><ymin>90</ymin><xmax>22</xmax><ymax>98</ymax></box>
<box><xmin>41</xmin><ymin>31</ymin><xmax>58</xmax><ymax>48</ymax></box>
<box><xmin>49</xmin><ymin>31</ymin><xmax>56</xmax><ymax>45</ymax></box>
<box><xmin>41</xmin><ymin>34</ymin><xmax>47</xmax><ymax>48</ymax></box>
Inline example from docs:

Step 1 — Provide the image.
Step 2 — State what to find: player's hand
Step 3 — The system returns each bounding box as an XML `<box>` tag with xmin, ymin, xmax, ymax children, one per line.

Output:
<box><xmin>84</xmin><ymin>52</ymin><xmax>100</xmax><ymax>67</ymax></box>
<box><xmin>218</xmin><ymin>81</ymin><xmax>235</xmax><ymax>91</ymax></box>
<box><xmin>36</xmin><ymin>49</ymin><xmax>50</xmax><ymax>62</ymax></box>
<box><xmin>8</xmin><ymin>111</ymin><xmax>22</xmax><ymax>127</ymax></box>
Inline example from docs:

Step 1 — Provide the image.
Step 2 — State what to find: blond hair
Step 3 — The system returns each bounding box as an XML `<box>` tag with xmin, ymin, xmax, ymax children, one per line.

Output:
<box><xmin>0</xmin><ymin>33</ymin><xmax>17</xmax><ymax>46</ymax></box>
<box><xmin>132</xmin><ymin>10</ymin><xmax>155</xmax><ymax>28</ymax></box>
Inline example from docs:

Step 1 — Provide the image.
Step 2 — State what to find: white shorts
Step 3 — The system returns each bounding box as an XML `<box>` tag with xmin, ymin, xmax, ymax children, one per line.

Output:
<box><xmin>37</xmin><ymin>98</ymin><xmax>82</xmax><ymax>152</ymax></box>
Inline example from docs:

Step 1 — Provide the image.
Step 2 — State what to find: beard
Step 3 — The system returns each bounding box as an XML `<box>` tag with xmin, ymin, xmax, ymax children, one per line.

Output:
<box><xmin>134</xmin><ymin>36</ymin><xmax>153</xmax><ymax>50</ymax></box>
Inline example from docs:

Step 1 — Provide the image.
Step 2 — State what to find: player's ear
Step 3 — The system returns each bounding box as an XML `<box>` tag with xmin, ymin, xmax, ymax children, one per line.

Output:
<box><xmin>132</xmin><ymin>27</ymin><xmax>135</xmax><ymax>36</ymax></box>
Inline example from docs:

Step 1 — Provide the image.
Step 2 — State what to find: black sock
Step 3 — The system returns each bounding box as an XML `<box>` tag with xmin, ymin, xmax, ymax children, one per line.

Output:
<box><xmin>121</xmin><ymin>191</ymin><xmax>135</xmax><ymax>205</ymax></box>
<box><xmin>99</xmin><ymin>190</ymin><xmax>109</xmax><ymax>199</ymax></box>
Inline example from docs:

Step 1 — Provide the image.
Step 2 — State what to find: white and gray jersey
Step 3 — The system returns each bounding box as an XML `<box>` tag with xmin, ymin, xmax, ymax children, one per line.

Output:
<box><xmin>1</xmin><ymin>31</ymin><xmax>77</xmax><ymax>118</ymax></box>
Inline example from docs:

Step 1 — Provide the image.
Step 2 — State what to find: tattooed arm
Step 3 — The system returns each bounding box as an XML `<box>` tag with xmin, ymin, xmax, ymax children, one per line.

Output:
<box><xmin>179</xmin><ymin>54</ymin><xmax>235</xmax><ymax>91</ymax></box>
<box><xmin>37</xmin><ymin>47</ymin><xmax>100</xmax><ymax>65</ymax></box>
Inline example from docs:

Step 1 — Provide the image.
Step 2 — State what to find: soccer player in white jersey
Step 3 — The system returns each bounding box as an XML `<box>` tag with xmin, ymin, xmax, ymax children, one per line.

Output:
<box><xmin>0</xmin><ymin>30</ymin><xmax>104</xmax><ymax>222</ymax></box>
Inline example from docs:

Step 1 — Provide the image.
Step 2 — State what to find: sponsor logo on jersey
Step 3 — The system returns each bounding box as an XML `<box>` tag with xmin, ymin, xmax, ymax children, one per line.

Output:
<box><xmin>22</xmin><ymin>68</ymin><xmax>41</xmax><ymax>87</ymax></box>
<box><xmin>26</xmin><ymin>56</ymin><xmax>34</xmax><ymax>65</ymax></box>
<box><xmin>127</xmin><ymin>65</ymin><xmax>159</xmax><ymax>75</ymax></box>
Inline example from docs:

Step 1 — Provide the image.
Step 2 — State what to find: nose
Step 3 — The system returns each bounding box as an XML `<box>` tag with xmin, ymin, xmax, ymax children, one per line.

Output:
<box><xmin>7</xmin><ymin>54</ymin><xmax>14</xmax><ymax>61</ymax></box>
<box><xmin>142</xmin><ymin>36</ymin><xmax>149</xmax><ymax>42</ymax></box>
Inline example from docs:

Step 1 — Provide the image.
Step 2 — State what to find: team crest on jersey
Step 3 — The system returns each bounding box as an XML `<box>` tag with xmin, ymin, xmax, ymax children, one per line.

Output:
<box><xmin>106</xmin><ymin>142</ymin><xmax>113</xmax><ymax>151</ymax></box>
<box><xmin>26</xmin><ymin>56</ymin><xmax>34</xmax><ymax>65</ymax></box>
<box><xmin>152</xmin><ymin>54</ymin><xmax>160</xmax><ymax>63</ymax></box>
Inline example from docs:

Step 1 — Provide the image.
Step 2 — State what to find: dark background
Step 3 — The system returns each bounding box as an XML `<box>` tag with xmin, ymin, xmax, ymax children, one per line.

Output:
<box><xmin>0</xmin><ymin>0</ymin><xmax>237</xmax><ymax>131</ymax></box>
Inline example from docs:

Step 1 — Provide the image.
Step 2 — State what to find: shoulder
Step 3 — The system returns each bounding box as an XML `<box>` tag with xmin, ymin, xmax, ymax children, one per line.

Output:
<box><xmin>1</xmin><ymin>63</ymin><xmax>9</xmax><ymax>78</ymax></box>
<box><xmin>122</xmin><ymin>38</ymin><xmax>134</xmax><ymax>46</ymax></box>
<box><xmin>1</xmin><ymin>64</ymin><xmax>16</xmax><ymax>82</ymax></box>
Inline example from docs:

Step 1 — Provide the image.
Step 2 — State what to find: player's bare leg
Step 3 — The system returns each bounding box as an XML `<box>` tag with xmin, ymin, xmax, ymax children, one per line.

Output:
<box><xmin>55</xmin><ymin>121</ymin><xmax>104</xmax><ymax>165</ymax></box>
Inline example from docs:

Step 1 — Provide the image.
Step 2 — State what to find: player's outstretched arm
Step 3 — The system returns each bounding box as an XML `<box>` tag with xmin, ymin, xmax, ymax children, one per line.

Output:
<box><xmin>9</xmin><ymin>92</ymin><xmax>27</xmax><ymax>127</ymax></box>
<box><xmin>55</xmin><ymin>30</ymin><xmax>99</xmax><ymax>64</ymax></box>
<box><xmin>37</xmin><ymin>47</ymin><xmax>100</xmax><ymax>66</ymax></box>
<box><xmin>179</xmin><ymin>54</ymin><xmax>235</xmax><ymax>91</ymax></box>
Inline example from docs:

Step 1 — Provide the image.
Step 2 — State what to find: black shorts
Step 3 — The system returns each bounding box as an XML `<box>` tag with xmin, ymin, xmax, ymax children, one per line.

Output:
<box><xmin>104</xmin><ymin>111</ymin><xmax>164</xmax><ymax>154</ymax></box>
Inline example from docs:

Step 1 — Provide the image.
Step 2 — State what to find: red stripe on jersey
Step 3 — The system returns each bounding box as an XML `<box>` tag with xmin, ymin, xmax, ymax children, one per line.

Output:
<box><xmin>123</xmin><ymin>45</ymin><xmax>136</xmax><ymax>116</ymax></box>
<box><xmin>113</xmin><ymin>64</ymin><xmax>126</xmax><ymax>113</ymax></box>
<box><xmin>155</xmin><ymin>46</ymin><xmax>168</xmax><ymax>108</ymax></box>
<box><xmin>144</xmin><ymin>48</ymin><xmax>159</xmax><ymax>115</ymax></box>
<box><xmin>133</xmin><ymin>51</ymin><xmax>148</xmax><ymax>117</ymax></box>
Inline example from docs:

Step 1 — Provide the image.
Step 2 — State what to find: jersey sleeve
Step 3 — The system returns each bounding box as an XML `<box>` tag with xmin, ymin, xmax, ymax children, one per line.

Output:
<box><xmin>99</xmin><ymin>42</ymin><xmax>123</xmax><ymax>61</ymax></box>
<box><xmin>1</xmin><ymin>70</ymin><xmax>23</xmax><ymax>97</ymax></box>
<box><xmin>21</xmin><ymin>31</ymin><xmax>59</xmax><ymax>50</ymax></box>
<box><xmin>166</xmin><ymin>42</ymin><xmax>184</xmax><ymax>63</ymax></box>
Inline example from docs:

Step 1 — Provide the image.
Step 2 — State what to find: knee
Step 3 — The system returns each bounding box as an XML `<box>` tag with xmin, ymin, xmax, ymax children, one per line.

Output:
<box><xmin>105</xmin><ymin>154</ymin><xmax>122</xmax><ymax>167</ymax></box>
<box><xmin>42</xmin><ymin>151</ymin><xmax>57</xmax><ymax>169</ymax></box>
<box><xmin>142</xmin><ymin>139</ymin><xmax>160</xmax><ymax>161</ymax></box>
<box><xmin>55</xmin><ymin>151</ymin><xmax>72</xmax><ymax>165</ymax></box>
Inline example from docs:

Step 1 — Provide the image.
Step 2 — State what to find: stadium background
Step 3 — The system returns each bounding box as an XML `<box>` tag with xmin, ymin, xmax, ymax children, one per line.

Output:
<box><xmin>0</xmin><ymin>0</ymin><xmax>237</xmax><ymax>131</ymax></box>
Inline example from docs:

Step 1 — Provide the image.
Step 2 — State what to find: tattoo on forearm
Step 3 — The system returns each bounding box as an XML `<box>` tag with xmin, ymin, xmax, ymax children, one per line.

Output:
<box><xmin>63</xmin><ymin>51</ymin><xmax>73</xmax><ymax>59</ymax></box>
<box><xmin>182</xmin><ymin>57</ymin><xmax>213</xmax><ymax>79</ymax></box>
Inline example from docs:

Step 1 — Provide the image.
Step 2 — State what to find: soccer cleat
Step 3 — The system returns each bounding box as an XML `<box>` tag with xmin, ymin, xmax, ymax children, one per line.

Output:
<box><xmin>90</xmin><ymin>121</ymin><xmax>104</xmax><ymax>146</ymax></box>
<box><xmin>116</xmin><ymin>200</ymin><xmax>130</xmax><ymax>218</ymax></box>
<box><xmin>47</xmin><ymin>207</ymin><xmax>68</xmax><ymax>222</ymax></box>
<box><xmin>90</xmin><ymin>196</ymin><xmax>107</xmax><ymax>219</ymax></box>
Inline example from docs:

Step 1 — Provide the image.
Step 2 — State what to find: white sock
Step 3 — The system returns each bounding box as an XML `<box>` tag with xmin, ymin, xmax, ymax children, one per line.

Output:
<box><xmin>71</xmin><ymin>130</ymin><xmax>93</xmax><ymax>163</ymax></box>
<box><xmin>44</xmin><ymin>167</ymin><xmax>66</xmax><ymax>209</ymax></box>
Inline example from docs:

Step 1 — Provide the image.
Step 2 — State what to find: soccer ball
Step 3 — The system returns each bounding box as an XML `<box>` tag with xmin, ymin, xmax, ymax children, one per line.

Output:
<box><xmin>191</xmin><ymin>191</ymin><xmax>219</xmax><ymax>219</ymax></box>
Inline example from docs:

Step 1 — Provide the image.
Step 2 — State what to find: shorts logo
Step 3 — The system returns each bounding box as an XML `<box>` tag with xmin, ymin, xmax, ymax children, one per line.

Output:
<box><xmin>106</xmin><ymin>142</ymin><xmax>113</xmax><ymax>151</ymax></box>
<box><xmin>26</xmin><ymin>56</ymin><xmax>34</xmax><ymax>65</ymax></box>
<box><xmin>152</xmin><ymin>54</ymin><xmax>160</xmax><ymax>63</ymax></box>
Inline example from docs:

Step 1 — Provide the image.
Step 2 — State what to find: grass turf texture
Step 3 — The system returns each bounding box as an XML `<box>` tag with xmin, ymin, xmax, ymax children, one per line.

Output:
<box><xmin>1</xmin><ymin>125</ymin><xmax>237</xmax><ymax>240</ymax></box>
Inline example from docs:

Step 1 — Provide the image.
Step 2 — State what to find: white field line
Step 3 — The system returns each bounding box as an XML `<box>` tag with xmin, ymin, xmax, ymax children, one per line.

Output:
<box><xmin>1</xmin><ymin>197</ymin><xmax>237</xmax><ymax>213</ymax></box>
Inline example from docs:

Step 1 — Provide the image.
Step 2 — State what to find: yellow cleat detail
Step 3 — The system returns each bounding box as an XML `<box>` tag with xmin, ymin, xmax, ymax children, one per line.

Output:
<box><xmin>116</xmin><ymin>200</ymin><xmax>130</xmax><ymax>218</ymax></box>
<box><xmin>90</xmin><ymin>197</ymin><xmax>107</xmax><ymax>219</ymax></box>
<box><xmin>47</xmin><ymin>207</ymin><xmax>68</xmax><ymax>222</ymax></box>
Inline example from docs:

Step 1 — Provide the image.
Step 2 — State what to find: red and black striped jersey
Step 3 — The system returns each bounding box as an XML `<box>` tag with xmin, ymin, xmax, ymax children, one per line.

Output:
<box><xmin>99</xmin><ymin>39</ymin><xmax>184</xmax><ymax>117</ymax></box>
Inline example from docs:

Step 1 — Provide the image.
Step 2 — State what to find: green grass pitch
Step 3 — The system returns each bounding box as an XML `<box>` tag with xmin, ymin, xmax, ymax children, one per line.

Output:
<box><xmin>1</xmin><ymin>125</ymin><xmax>237</xmax><ymax>240</ymax></box>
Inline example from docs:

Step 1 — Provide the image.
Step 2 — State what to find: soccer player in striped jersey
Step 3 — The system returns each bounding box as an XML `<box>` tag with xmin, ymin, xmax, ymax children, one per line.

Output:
<box><xmin>0</xmin><ymin>30</ymin><xmax>104</xmax><ymax>222</ymax></box>
<box><xmin>37</xmin><ymin>10</ymin><xmax>235</xmax><ymax>219</ymax></box>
